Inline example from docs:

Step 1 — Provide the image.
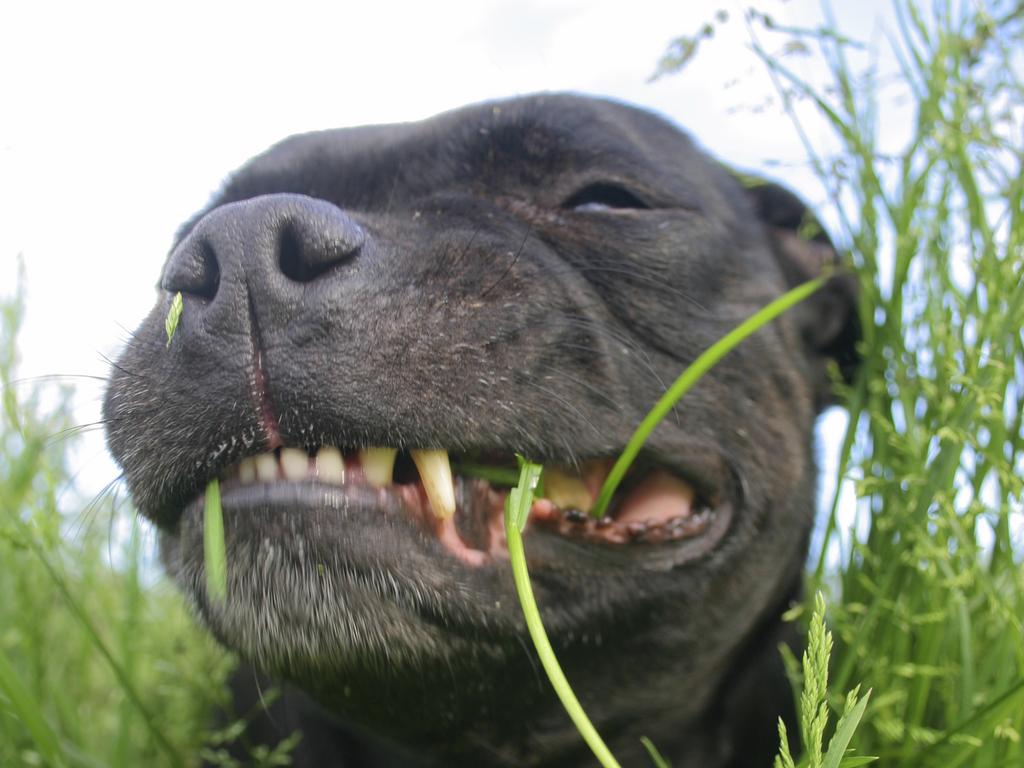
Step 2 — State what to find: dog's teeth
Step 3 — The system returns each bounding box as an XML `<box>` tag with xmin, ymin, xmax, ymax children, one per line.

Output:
<box><xmin>316</xmin><ymin>446</ymin><xmax>345</xmax><ymax>484</ymax></box>
<box><xmin>238</xmin><ymin>457</ymin><xmax>257</xmax><ymax>484</ymax></box>
<box><xmin>543</xmin><ymin>467</ymin><xmax>593</xmax><ymax>513</ymax></box>
<box><xmin>280</xmin><ymin>447</ymin><xmax>308</xmax><ymax>482</ymax></box>
<box><xmin>411</xmin><ymin>449</ymin><xmax>456</xmax><ymax>519</ymax></box>
<box><xmin>360</xmin><ymin>447</ymin><xmax>398</xmax><ymax>487</ymax></box>
<box><xmin>255</xmin><ymin>452</ymin><xmax>278</xmax><ymax>482</ymax></box>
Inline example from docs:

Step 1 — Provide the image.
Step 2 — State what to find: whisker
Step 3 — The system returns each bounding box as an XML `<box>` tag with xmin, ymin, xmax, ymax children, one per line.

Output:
<box><xmin>516</xmin><ymin>377</ymin><xmax>604</xmax><ymax>447</ymax></box>
<box><xmin>63</xmin><ymin>474</ymin><xmax>125</xmax><ymax>547</ymax></box>
<box><xmin>549</xmin><ymin>313</ymin><xmax>670</xmax><ymax>393</ymax></box>
<box><xmin>531</xmin><ymin>362</ymin><xmax>621</xmax><ymax>412</ymax></box>
<box><xmin>12</xmin><ymin>374</ymin><xmax>110</xmax><ymax>385</ymax></box>
<box><xmin>47</xmin><ymin>421</ymin><xmax>111</xmax><ymax>445</ymax></box>
<box><xmin>480</xmin><ymin>228</ymin><xmax>531</xmax><ymax>298</ymax></box>
<box><xmin>530</xmin><ymin>257</ymin><xmax>709</xmax><ymax>314</ymax></box>
<box><xmin>100</xmin><ymin>355</ymin><xmax>150</xmax><ymax>382</ymax></box>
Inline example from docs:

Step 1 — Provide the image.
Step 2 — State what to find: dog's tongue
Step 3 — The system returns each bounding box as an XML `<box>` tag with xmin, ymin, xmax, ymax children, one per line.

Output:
<box><xmin>578</xmin><ymin>462</ymin><xmax>696</xmax><ymax>524</ymax></box>
<box><xmin>612</xmin><ymin>469</ymin><xmax>695</xmax><ymax>526</ymax></box>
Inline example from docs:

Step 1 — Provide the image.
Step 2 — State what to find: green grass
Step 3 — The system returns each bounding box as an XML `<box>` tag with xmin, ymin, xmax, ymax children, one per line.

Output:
<box><xmin>774</xmin><ymin>595</ymin><xmax>874</xmax><ymax>768</ymax></box>
<box><xmin>647</xmin><ymin>1</ymin><xmax>1022</xmax><ymax>764</ymax></box>
<box><xmin>655</xmin><ymin>1</ymin><xmax>1024</xmax><ymax>765</ymax></box>
<box><xmin>0</xmin><ymin>280</ymin><xmax>300</xmax><ymax>767</ymax></box>
<box><xmin>789</xmin><ymin>4</ymin><xmax>1023</xmax><ymax>765</ymax></box>
<box><xmin>203</xmin><ymin>479</ymin><xmax>227</xmax><ymax>604</ymax></box>
<box><xmin>165</xmin><ymin>292</ymin><xmax>183</xmax><ymax>348</ymax></box>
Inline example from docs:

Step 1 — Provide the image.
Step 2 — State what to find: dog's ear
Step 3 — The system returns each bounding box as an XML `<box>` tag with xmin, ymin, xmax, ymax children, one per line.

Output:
<box><xmin>741</xmin><ymin>177</ymin><xmax>861</xmax><ymax>409</ymax></box>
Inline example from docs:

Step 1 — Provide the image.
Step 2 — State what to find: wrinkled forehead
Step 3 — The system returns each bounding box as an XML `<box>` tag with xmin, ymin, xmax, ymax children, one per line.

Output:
<box><xmin>210</xmin><ymin>94</ymin><xmax>717</xmax><ymax>212</ymax></box>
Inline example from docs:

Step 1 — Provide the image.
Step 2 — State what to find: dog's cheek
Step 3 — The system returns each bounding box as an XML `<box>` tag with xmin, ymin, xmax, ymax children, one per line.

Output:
<box><xmin>541</xmin><ymin>211</ymin><xmax>775</xmax><ymax>358</ymax></box>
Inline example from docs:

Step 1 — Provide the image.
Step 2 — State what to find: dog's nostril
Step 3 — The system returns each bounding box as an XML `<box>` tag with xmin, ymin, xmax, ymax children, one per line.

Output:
<box><xmin>161</xmin><ymin>236</ymin><xmax>221</xmax><ymax>301</ymax></box>
<box><xmin>277</xmin><ymin>224</ymin><xmax>307</xmax><ymax>281</ymax></box>
<box><xmin>160</xmin><ymin>195</ymin><xmax>363</xmax><ymax>308</ymax></box>
<box><xmin>277</xmin><ymin>212</ymin><xmax>364</xmax><ymax>283</ymax></box>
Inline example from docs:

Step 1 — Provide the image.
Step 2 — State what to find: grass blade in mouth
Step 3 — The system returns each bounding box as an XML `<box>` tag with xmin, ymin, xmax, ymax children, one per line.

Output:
<box><xmin>591</xmin><ymin>276</ymin><xmax>827</xmax><ymax>518</ymax></box>
<box><xmin>504</xmin><ymin>457</ymin><xmax>622</xmax><ymax>768</ymax></box>
<box><xmin>451</xmin><ymin>462</ymin><xmax>522</xmax><ymax>488</ymax></box>
<box><xmin>504</xmin><ymin>456</ymin><xmax>543</xmax><ymax>532</ymax></box>
<box><xmin>204</xmin><ymin>479</ymin><xmax>227</xmax><ymax>603</ymax></box>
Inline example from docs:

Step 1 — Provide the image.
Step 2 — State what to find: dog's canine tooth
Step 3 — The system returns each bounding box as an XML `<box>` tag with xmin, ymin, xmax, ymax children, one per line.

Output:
<box><xmin>238</xmin><ymin>456</ymin><xmax>257</xmax><ymax>484</ymax></box>
<box><xmin>280</xmin><ymin>447</ymin><xmax>308</xmax><ymax>482</ymax></box>
<box><xmin>542</xmin><ymin>467</ymin><xmax>593</xmax><ymax>513</ymax></box>
<box><xmin>316</xmin><ymin>446</ymin><xmax>345</xmax><ymax>485</ymax></box>
<box><xmin>360</xmin><ymin>447</ymin><xmax>398</xmax><ymax>487</ymax></box>
<box><xmin>411</xmin><ymin>449</ymin><xmax>456</xmax><ymax>519</ymax></box>
<box><xmin>255</xmin><ymin>452</ymin><xmax>278</xmax><ymax>482</ymax></box>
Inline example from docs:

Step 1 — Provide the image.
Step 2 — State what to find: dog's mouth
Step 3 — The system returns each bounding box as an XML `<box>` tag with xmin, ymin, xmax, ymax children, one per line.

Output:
<box><xmin>192</xmin><ymin>444</ymin><xmax>731</xmax><ymax>567</ymax></box>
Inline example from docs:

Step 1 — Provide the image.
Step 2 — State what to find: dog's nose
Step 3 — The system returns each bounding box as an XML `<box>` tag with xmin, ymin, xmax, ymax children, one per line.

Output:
<box><xmin>161</xmin><ymin>193</ymin><xmax>364</xmax><ymax>301</ymax></box>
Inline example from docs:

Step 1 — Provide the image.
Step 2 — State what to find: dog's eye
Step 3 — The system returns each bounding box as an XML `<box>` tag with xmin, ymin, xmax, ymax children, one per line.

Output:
<box><xmin>562</xmin><ymin>182</ymin><xmax>649</xmax><ymax>212</ymax></box>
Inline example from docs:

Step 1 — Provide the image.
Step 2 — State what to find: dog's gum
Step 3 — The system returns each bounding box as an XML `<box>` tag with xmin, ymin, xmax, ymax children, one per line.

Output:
<box><xmin>437</xmin><ymin>515</ymin><xmax>488</xmax><ymax>567</ymax></box>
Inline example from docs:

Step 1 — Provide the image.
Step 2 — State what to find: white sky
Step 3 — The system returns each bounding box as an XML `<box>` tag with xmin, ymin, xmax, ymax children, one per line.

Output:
<box><xmin>0</xmin><ymin>0</ymin><xmax>895</xmax><ymax>503</ymax></box>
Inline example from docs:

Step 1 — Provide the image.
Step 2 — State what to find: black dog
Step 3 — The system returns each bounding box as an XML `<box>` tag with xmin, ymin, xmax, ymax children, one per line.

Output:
<box><xmin>104</xmin><ymin>94</ymin><xmax>858</xmax><ymax>767</ymax></box>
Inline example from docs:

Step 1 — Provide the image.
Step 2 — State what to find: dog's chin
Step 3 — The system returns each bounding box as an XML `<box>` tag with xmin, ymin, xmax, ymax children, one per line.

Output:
<box><xmin>161</xmin><ymin>494</ymin><xmax>473</xmax><ymax>684</ymax></box>
<box><xmin>159</xmin><ymin>447</ymin><xmax>736</xmax><ymax>681</ymax></box>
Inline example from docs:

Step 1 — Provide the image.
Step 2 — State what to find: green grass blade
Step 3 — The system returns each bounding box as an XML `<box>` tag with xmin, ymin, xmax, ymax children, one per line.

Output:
<box><xmin>115</xmin><ymin>517</ymin><xmax>144</xmax><ymax>767</ymax></box>
<box><xmin>0</xmin><ymin>645</ymin><xmax>66</xmax><ymax>767</ymax></box>
<box><xmin>823</xmin><ymin>690</ymin><xmax>873</xmax><ymax>768</ymax></box>
<box><xmin>641</xmin><ymin>736</ymin><xmax>672</xmax><ymax>767</ymax></box>
<box><xmin>592</xmin><ymin>277</ymin><xmax>825</xmax><ymax>517</ymax></box>
<box><xmin>204</xmin><ymin>479</ymin><xmax>228</xmax><ymax>603</ymax></box>
<box><xmin>7</xmin><ymin>508</ymin><xmax>184</xmax><ymax>767</ymax></box>
<box><xmin>505</xmin><ymin>457</ymin><xmax>543</xmax><ymax>532</ymax></box>
<box><xmin>165</xmin><ymin>291</ymin><xmax>183</xmax><ymax>347</ymax></box>
<box><xmin>452</xmin><ymin>463</ymin><xmax>521</xmax><ymax>487</ymax></box>
<box><xmin>505</xmin><ymin>459</ymin><xmax>622</xmax><ymax>768</ymax></box>
<box><xmin>916</xmin><ymin>678</ymin><xmax>1024</xmax><ymax>762</ymax></box>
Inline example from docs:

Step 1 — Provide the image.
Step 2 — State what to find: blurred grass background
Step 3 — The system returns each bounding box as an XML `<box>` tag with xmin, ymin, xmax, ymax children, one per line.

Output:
<box><xmin>735</xmin><ymin>2</ymin><xmax>1023</xmax><ymax>765</ymax></box>
<box><xmin>1</xmin><ymin>278</ymin><xmax>234</xmax><ymax>766</ymax></box>
<box><xmin>1</xmin><ymin>1</ymin><xmax>1022</xmax><ymax>766</ymax></box>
